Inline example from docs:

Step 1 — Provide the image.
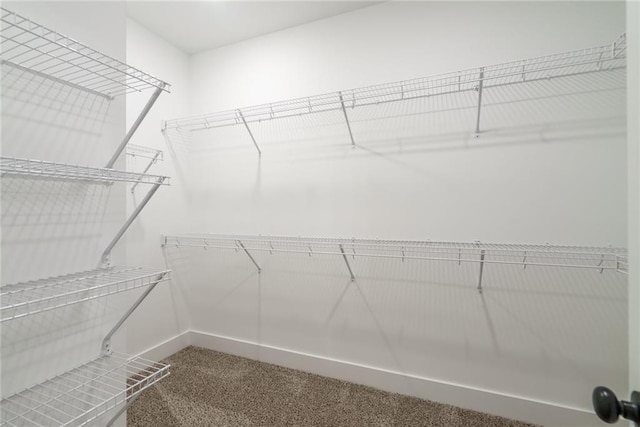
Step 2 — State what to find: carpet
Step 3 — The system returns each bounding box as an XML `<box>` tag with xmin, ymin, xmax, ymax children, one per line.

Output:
<box><xmin>128</xmin><ymin>346</ymin><xmax>538</xmax><ymax>427</ymax></box>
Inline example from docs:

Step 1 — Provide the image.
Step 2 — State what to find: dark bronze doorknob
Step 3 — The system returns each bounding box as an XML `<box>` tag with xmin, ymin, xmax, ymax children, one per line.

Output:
<box><xmin>592</xmin><ymin>386</ymin><xmax>640</xmax><ymax>425</ymax></box>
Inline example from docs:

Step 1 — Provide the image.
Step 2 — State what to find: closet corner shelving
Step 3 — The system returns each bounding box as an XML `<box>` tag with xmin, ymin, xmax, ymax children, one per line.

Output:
<box><xmin>1</xmin><ymin>7</ymin><xmax>171</xmax><ymax>426</ymax></box>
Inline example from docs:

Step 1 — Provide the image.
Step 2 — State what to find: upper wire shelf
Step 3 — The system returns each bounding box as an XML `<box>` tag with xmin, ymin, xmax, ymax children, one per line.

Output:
<box><xmin>0</xmin><ymin>352</ymin><xmax>169</xmax><ymax>426</ymax></box>
<box><xmin>162</xmin><ymin>234</ymin><xmax>628</xmax><ymax>275</ymax></box>
<box><xmin>163</xmin><ymin>33</ymin><xmax>626</xmax><ymax>132</ymax></box>
<box><xmin>126</xmin><ymin>144</ymin><xmax>163</xmax><ymax>162</ymax></box>
<box><xmin>0</xmin><ymin>7</ymin><xmax>170</xmax><ymax>100</ymax></box>
<box><xmin>0</xmin><ymin>157</ymin><xmax>170</xmax><ymax>185</ymax></box>
<box><xmin>0</xmin><ymin>266</ymin><xmax>171</xmax><ymax>322</ymax></box>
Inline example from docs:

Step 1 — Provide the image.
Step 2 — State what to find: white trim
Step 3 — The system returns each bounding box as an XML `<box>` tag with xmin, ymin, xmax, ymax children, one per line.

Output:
<box><xmin>135</xmin><ymin>330</ymin><xmax>191</xmax><ymax>362</ymax></box>
<box><xmin>134</xmin><ymin>329</ymin><xmax>601</xmax><ymax>426</ymax></box>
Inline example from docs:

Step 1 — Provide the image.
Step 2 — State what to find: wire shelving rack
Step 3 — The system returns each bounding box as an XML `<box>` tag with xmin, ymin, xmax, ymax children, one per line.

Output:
<box><xmin>126</xmin><ymin>144</ymin><xmax>163</xmax><ymax>162</ymax></box>
<box><xmin>162</xmin><ymin>33</ymin><xmax>626</xmax><ymax>153</ymax></box>
<box><xmin>0</xmin><ymin>353</ymin><xmax>170</xmax><ymax>426</ymax></box>
<box><xmin>0</xmin><ymin>7</ymin><xmax>170</xmax><ymax>100</ymax></box>
<box><xmin>1</xmin><ymin>7</ymin><xmax>173</xmax><ymax>425</ymax></box>
<box><xmin>0</xmin><ymin>267</ymin><xmax>171</xmax><ymax>322</ymax></box>
<box><xmin>0</xmin><ymin>157</ymin><xmax>170</xmax><ymax>185</ymax></box>
<box><xmin>162</xmin><ymin>234</ymin><xmax>628</xmax><ymax>290</ymax></box>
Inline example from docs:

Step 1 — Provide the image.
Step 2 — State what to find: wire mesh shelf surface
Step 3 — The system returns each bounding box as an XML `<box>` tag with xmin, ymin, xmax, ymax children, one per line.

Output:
<box><xmin>163</xmin><ymin>234</ymin><xmax>628</xmax><ymax>274</ymax></box>
<box><xmin>0</xmin><ymin>157</ymin><xmax>170</xmax><ymax>185</ymax></box>
<box><xmin>0</xmin><ymin>7</ymin><xmax>169</xmax><ymax>99</ymax></box>
<box><xmin>0</xmin><ymin>353</ymin><xmax>170</xmax><ymax>426</ymax></box>
<box><xmin>0</xmin><ymin>267</ymin><xmax>171</xmax><ymax>322</ymax></box>
<box><xmin>163</xmin><ymin>33</ymin><xmax>626</xmax><ymax>132</ymax></box>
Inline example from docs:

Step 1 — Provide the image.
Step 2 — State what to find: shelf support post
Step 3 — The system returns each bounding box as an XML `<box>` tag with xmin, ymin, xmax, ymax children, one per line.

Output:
<box><xmin>101</xmin><ymin>178</ymin><xmax>166</xmax><ymax>266</ymax></box>
<box><xmin>101</xmin><ymin>272</ymin><xmax>168</xmax><ymax>355</ymax></box>
<box><xmin>237</xmin><ymin>240</ymin><xmax>261</xmax><ymax>273</ymax></box>
<box><xmin>339</xmin><ymin>244</ymin><xmax>355</xmax><ymax>281</ymax></box>
<box><xmin>475</xmin><ymin>67</ymin><xmax>484</xmax><ymax>136</ymax></box>
<box><xmin>339</xmin><ymin>92</ymin><xmax>356</xmax><ymax>147</ymax></box>
<box><xmin>477</xmin><ymin>249</ymin><xmax>486</xmax><ymax>293</ymax></box>
<box><xmin>237</xmin><ymin>110</ymin><xmax>262</xmax><ymax>157</ymax></box>
<box><xmin>130</xmin><ymin>150</ymin><xmax>162</xmax><ymax>194</ymax></box>
<box><xmin>105</xmin><ymin>84</ymin><xmax>165</xmax><ymax>168</ymax></box>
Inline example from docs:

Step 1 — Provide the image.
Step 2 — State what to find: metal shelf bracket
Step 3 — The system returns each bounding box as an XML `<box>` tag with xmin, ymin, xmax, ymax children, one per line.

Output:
<box><xmin>237</xmin><ymin>109</ymin><xmax>262</xmax><ymax>157</ymax></box>
<box><xmin>339</xmin><ymin>243</ymin><xmax>356</xmax><ymax>281</ymax></box>
<box><xmin>475</xmin><ymin>67</ymin><xmax>484</xmax><ymax>137</ymax></box>
<box><xmin>477</xmin><ymin>249</ymin><xmax>486</xmax><ymax>293</ymax></box>
<box><xmin>237</xmin><ymin>240</ymin><xmax>261</xmax><ymax>273</ymax></box>
<box><xmin>339</xmin><ymin>92</ymin><xmax>356</xmax><ymax>147</ymax></box>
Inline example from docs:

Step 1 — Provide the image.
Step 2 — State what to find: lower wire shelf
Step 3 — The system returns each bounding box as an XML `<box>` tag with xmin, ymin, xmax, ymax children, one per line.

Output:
<box><xmin>0</xmin><ymin>353</ymin><xmax>170</xmax><ymax>426</ymax></box>
<box><xmin>0</xmin><ymin>267</ymin><xmax>171</xmax><ymax>322</ymax></box>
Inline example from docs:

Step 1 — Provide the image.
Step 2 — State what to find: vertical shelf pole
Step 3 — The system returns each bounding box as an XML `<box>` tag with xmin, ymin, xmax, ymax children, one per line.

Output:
<box><xmin>339</xmin><ymin>92</ymin><xmax>356</xmax><ymax>147</ymax></box>
<box><xmin>339</xmin><ymin>244</ymin><xmax>356</xmax><ymax>281</ymax></box>
<box><xmin>475</xmin><ymin>67</ymin><xmax>485</xmax><ymax>136</ymax></box>
<box><xmin>237</xmin><ymin>110</ymin><xmax>262</xmax><ymax>157</ymax></box>
<box><xmin>106</xmin><ymin>84</ymin><xmax>165</xmax><ymax>168</ymax></box>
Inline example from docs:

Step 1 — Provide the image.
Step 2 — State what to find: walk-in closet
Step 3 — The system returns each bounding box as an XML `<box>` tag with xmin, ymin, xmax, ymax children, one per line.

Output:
<box><xmin>1</xmin><ymin>2</ymin><xmax>638</xmax><ymax>426</ymax></box>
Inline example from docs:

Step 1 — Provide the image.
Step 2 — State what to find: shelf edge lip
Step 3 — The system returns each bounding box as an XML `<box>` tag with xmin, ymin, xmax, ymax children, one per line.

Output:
<box><xmin>0</xmin><ymin>267</ymin><xmax>172</xmax><ymax>323</ymax></box>
<box><xmin>0</xmin><ymin>7</ymin><xmax>170</xmax><ymax>98</ymax></box>
<box><xmin>0</xmin><ymin>156</ymin><xmax>171</xmax><ymax>185</ymax></box>
<box><xmin>0</xmin><ymin>352</ymin><xmax>170</xmax><ymax>426</ymax></box>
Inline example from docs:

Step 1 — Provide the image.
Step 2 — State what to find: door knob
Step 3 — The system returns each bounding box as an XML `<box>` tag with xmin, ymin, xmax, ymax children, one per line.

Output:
<box><xmin>592</xmin><ymin>386</ymin><xmax>640</xmax><ymax>425</ymax></box>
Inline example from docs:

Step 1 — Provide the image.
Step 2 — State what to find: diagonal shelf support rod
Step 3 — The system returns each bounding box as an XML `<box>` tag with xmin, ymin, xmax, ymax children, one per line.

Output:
<box><xmin>106</xmin><ymin>84</ymin><xmax>165</xmax><ymax>168</ymax></box>
<box><xmin>106</xmin><ymin>394</ymin><xmax>140</xmax><ymax>427</ymax></box>
<box><xmin>237</xmin><ymin>240</ymin><xmax>261</xmax><ymax>273</ymax></box>
<box><xmin>237</xmin><ymin>110</ymin><xmax>262</xmax><ymax>157</ymax></box>
<box><xmin>101</xmin><ymin>178</ymin><xmax>166</xmax><ymax>266</ymax></box>
<box><xmin>477</xmin><ymin>249</ymin><xmax>486</xmax><ymax>293</ymax></box>
<box><xmin>339</xmin><ymin>92</ymin><xmax>356</xmax><ymax>147</ymax></box>
<box><xmin>101</xmin><ymin>272</ymin><xmax>168</xmax><ymax>355</ymax></box>
<box><xmin>475</xmin><ymin>67</ymin><xmax>484</xmax><ymax>136</ymax></box>
<box><xmin>131</xmin><ymin>150</ymin><xmax>162</xmax><ymax>194</ymax></box>
<box><xmin>339</xmin><ymin>244</ymin><xmax>355</xmax><ymax>281</ymax></box>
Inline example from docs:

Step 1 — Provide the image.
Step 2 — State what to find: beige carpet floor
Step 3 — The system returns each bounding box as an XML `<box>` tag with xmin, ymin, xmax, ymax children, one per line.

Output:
<box><xmin>128</xmin><ymin>346</ymin><xmax>538</xmax><ymax>427</ymax></box>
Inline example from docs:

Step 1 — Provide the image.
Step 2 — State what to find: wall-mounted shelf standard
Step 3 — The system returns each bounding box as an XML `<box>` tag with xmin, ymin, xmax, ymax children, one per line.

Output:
<box><xmin>162</xmin><ymin>33</ymin><xmax>626</xmax><ymax>152</ymax></box>
<box><xmin>0</xmin><ymin>157</ymin><xmax>170</xmax><ymax>186</ymax></box>
<box><xmin>0</xmin><ymin>267</ymin><xmax>171</xmax><ymax>322</ymax></box>
<box><xmin>0</xmin><ymin>7</ymin><xmax>169</xmax><ymax>100</ymax></box>
<box><xmin>162</xmin><ymin>234</ymin><xmax>628</xmax><ymax>292</ymax></box>
<box><xmin>0</xmin><ymin>353</ymin><xmax>169</xmax><ymax>426</ymax></box>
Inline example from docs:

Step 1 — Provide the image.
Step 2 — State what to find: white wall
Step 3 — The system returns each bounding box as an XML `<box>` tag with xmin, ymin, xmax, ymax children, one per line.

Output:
<box><xmin>124</xmin><ymin>19</ymin><xmax>191</xmax><ymax>356</ymax></box>
<box><xmin>127</xmin><ymin>2</ymin><xmax>628</xmax><ymax>426</ymax></box>
<box><xmin>0</xmin><ymin>2</ymin><xmax>132</xmax><ymax>425</ymax></box>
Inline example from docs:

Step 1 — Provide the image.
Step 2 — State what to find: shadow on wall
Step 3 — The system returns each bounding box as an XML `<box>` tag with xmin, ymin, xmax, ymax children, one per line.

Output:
<box><xmin>1</xmin><ymin>62</ymin><xmax>113</xmax><ymax>165</ymax></box>
<box><xmin>161</xmin><ymin>244</ymin><xmax>627</xmax><ymax>406</ymax></box>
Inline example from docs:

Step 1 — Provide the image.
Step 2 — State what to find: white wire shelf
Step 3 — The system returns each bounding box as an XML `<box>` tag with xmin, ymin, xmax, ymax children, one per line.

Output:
<box><xmin>0</xmin><ymin>7</ymin><xmax>170</xmax><ymax>100</ymax></box>
<box><xmin>0</xmin><ymin>157</ymin><xmax>170</xmax><ymax>185</ymax></box>
<box><xmin>0</xmin><ymin>267</ymin><xmax>171</xmax><ymax>322</ymax></box>
<box><xmin>126</xmin><ymin>144</ymin><xmax>163</xmax><ymax>162</ymax></box>
<box><xmin>162</xmin><ymin>234</ymin><xmax>628</xmax><ymax>274</ymax></box>
<box><xmin>0</xmin><ymin>352</ymin><xmax>169</xmax><ymax>426</ymax></box>
<box><xmin>163</xmin><ymin>33</ymin><xmax>626</xmax><ymax>132</ymax></box>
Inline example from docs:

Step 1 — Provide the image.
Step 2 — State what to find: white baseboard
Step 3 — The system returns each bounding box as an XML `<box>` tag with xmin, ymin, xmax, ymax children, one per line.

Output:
<box><xmin>136</xmin><ymin>330</ymin><xmax>191</xmax><ymax>362</ymax></box>
<box><xmin>139</xmin><ymin>329</ymin><xmax>601</xmax><ymax>427</ymax></box>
